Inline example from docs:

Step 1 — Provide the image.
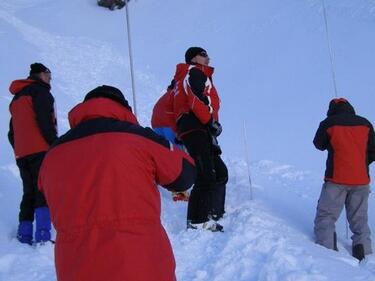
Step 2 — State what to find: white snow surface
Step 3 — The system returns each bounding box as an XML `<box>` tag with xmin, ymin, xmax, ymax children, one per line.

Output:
<box><xmin>1</xmin><ymin>0</ymin><xmax>375</xmax><ymax>280</ymax></box>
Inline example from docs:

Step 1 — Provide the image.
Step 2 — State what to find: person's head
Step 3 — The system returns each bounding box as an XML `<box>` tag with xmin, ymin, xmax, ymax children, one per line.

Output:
<box><xmin>327</xmin><ymin>98</ymin><xmax>355</xmax><ymax>116</ymax></box>
<box><xmin>84</xmin><ymin>85</ymin><xmax>132</xmax><ymax>112</ymax></box>
<box><xmin>29</xmin><ymin>63</ymin><xmax>52</xmax><ymax>84</ymax></box>
<box><xmin>185</xmin><ymin>47</ymin><xmax>210</xmax><ymax>66</ymax></box>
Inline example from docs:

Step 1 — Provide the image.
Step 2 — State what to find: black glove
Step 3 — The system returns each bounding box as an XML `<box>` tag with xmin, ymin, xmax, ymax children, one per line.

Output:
<box><xmin>209</xmin><ymin>120</ymin><xmax>222</xmax><ymax>137</ymax></box>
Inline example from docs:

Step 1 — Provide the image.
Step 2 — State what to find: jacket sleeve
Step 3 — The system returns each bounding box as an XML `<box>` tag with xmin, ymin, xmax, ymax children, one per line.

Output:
<box><xmin>151</xmin><ymin>137</ymin><xmax>196</xmax><ymax>192</ymax></box>
<box><xmin>32</xmin><ymin>91</ymin><xmax>57</xmax><ymax>145</ymax></box>
<box><xmin>368</xmin><ymin>123</ymin><xmax>375</xmax><ymax>164</ymax></box>
<box><xmin>8</xmin><ymin>119</ymin><xmax>14</xmax><ymax>149</ymax></box>
<box><xmin>313</xmin><ymin>121</ymin><xmax>329</xmax><ymax>151</ymax></box>
<box><xmin>186</xmin><ymin>68</ymin><xmax>212</xmax><ymax>124</ymax></box>
<box><xmin>188</xmin><ymin>68</ymin><xmax>207</xmax><ymax>101</ymax></box>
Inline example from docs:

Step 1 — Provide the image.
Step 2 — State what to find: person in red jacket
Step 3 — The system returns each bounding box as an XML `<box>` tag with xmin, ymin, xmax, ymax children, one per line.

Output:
<box><xmin>38</xmin><ymin>85</ymin><xmax>196</xmax><ymax>281</ymax></box>
<box><xmin>313</xmin><ymin>98</ymin><xmax>375</xmax><ymax>261</ymax></box>
<box><xmin>8</xmin><ymin>63</ymin><xmax>57</xmax><ymax>245</ymax></box>
<box><xmin>173</xmin><ymin>47</ymin><xmax>228</xmax><ymax>232</ymax></box>
<box><xmin>151</xmin><ymin>80</ymin><xmax>177</xmax><ymax>142</ymax></box>
<box><xmin>151</xmin><ymin>80</ymin><xmax>189</xmax><ymax>202</ymax></box>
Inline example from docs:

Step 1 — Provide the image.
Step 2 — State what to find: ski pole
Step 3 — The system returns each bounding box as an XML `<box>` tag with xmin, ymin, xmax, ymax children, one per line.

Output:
<box><xmin>322</xmin><ymin>0</ymin><xmax>350</xmax><ymax>239</ymax></box>
<box><xmin>124</xmin><ymin>1</ymin><xmax>138</xmax><ymax>117</ymax></box>
<box><xmin>243</xmin><ymin>119</ymin><xmax>254</xmax><ymax>200</ymax></box>
<box><xmin>321</xmin><ymin>0</ymin><xmax>338</xmax><ymax>98</ymax></box>
<box><xmin>345</xmin><ymin>219</ymin><xmax>349</xmax><ymax>240</ymax></box>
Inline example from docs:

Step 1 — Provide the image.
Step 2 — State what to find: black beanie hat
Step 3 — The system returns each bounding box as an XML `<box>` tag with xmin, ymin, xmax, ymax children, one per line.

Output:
<box><xmin>84</xmin><ymin>85</ymin><xmax>132</xmax><ymax>111</ymax></box>
<box><xmin>29</xmin><ymin>63</ymin><xmax>51</xmax><ymax>75</ymax></box>
<box><xmin>185</xmin><ymin>47</ymin><xmax>206</xmax><ymax>64</ymax></box>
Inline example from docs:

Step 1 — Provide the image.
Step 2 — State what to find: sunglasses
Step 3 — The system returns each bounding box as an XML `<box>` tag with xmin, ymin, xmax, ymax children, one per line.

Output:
<box><xmin>198</xmin><ymin>52</ymin><xmax>208</xmax><ymax>58</ymax></box>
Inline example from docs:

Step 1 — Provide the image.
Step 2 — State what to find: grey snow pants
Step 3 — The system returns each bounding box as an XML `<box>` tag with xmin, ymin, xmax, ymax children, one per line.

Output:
<box><xmin>314</xmin><ymin>182</ymin><xmax>372</xmax><ymax>255</ymax></box>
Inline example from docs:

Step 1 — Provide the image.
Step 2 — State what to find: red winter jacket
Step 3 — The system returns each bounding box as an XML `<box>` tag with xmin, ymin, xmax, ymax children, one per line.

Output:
<box><xmin>314</xmin><ymin>98</ymin><xmax>375</xmax><ymax>185</ymax></box>
<box><xmin>151</xmin><ymin>88</ymin><xmax>176</xmax><ymax>132</ymax></box>
<box><xmin>38</xmin><ymin>97</ymin><xmax>196</xmax><ymax>281</ymax></box>
<box><xmin>8</xmin><ymin>77</ymin><xmax>57</xmax><ymax>158</ymax></box>
<box><xmin>173</xmin><ymin>63</ymin><xmax>220</xmax><ymax>136</ymax></box>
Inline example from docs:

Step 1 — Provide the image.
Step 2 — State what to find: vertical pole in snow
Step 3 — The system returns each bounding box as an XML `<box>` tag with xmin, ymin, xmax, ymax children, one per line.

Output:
<box><xmin>321</xmin><ymin>0</ymin><xmax>338</xmax><ymax>98</ymax></box>
<box><xmin>125</xmin><ymin>1</ymin><xmax>138</xmax><ymax>117</ymax></box>
<box><xmin>322</xmin><ymin>0</ymin><xmax>349</xmax><ymax>239</ymax></box>
<box><xmin>345</xmin><ymin>220</ymin><xmax>349</xmax><ymax>240</ymax></box>
<box><xmin>243</xmin><ymin>120</ymin><xmax>254</xmax><ymax>200</ymax></box>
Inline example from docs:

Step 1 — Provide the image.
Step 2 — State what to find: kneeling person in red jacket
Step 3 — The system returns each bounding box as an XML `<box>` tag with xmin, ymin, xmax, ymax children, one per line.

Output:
<box><xmin>38</xmin><ymin>85</ymin><xmax>196</xmax><ymax>281</ymax></box>
<box><xmin>151</xmin><ymin>80</ymin><xmax>189</xmax><ymax>202</ymax></box>
<box><xmin>313</xmin><ymin>98</ymin><xmax>375</xmax><ymax>261</ymax></box>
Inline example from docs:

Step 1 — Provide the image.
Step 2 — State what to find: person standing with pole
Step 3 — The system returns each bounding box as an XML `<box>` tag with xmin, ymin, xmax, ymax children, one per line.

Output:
<box><xmin>313</xmin><ymin>98</ymin><xmax>375</xmax><ymax>261</ymax></box>
<box><xmin>321</xmin><ymin>0</ymin><xmax>353</xmax><ymax>239</ymax></box>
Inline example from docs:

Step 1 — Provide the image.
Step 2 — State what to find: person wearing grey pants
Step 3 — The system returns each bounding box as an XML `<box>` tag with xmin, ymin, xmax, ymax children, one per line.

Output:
<box><xmin>313</xmin><ymin>98</ymin><xmax>375</xmax><ymax>261</ymax></box>
<box><xmin>314</xmin><ymin>183</ymin><xmax>371</xmax><ymax>254</ymax></box>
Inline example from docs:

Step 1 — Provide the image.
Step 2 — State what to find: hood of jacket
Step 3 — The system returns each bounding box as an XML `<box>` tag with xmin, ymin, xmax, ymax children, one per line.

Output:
<box><xmin>68</xmin><ymin>97</ymin><xmax>138</xmax><ymax>128</ymax></box>
<box><xmin>9</xmin><ymin>77</ymin><xmax>51</xmax><ymax>95</ymax></box>
<box><xmin>327</xmin><ymin>98</ymin><xmax>355</xmax><ymax>116</ymax></box>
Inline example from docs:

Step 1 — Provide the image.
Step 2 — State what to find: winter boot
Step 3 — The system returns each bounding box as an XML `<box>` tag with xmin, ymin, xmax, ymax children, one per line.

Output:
<box><xmin>187</xmin><ymin>219</ymin><xmax>224</xmax><ymax>232</ymax></box>
<box><xmin>352</xmin><ymin>244</ymin><xmax>365</xmax><ymax>261</ymax></box>
<box><xmin>172</xmin><ymin>191</ymin><xmax>189</xmax><ymax>202</ymax></box>
<box><xmin>17</xmin><ymin>221</ymin><xmax>33</xmax><ymax>245</ymax></box>
<box><xmin>35</xmin><ymin>207</ymin><xmax>51</xmax><ymax>243</ymax></box>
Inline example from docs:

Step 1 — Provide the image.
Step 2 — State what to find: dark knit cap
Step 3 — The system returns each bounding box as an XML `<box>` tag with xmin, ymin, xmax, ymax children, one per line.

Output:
<box><xmin>185</xmin><ymin>47</ymin><xmax>207</xmax><ymax>64</ymax></box>
<box><xmin>84</xmin><ymin>85</ymin><xmax>132</xmax><ymax>111</ymax></box>
<box><xmin>29</xmin><ymin>63</ymin><xmax>51</xmax><ymax>75</ymax></box>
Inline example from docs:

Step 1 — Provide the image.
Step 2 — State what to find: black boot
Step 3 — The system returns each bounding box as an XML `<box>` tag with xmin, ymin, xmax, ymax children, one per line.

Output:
<box><xmin>352</xmin><ymin>244</ymin><xmax>365</xmax><ymax>261</ymax></box>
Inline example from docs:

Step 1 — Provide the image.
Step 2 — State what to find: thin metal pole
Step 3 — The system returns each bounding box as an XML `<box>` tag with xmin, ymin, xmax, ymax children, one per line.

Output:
<box><xmin>125</xmin><ymin>1</ymin><xmax>137</xmax><ymax>117</ymax></box>
<box><xmin>243</xmin><ymin>120</ymin><xmax>253</xmax><ymax>200</ymax></box>
<box><xmin>321</xmin><ymin>0</ymin><xmax>338</xmax><ymax>98</ymax></box>
<box><xmin>345</xmin><ymin>219</ymin><xmax>349</xmax><ymax>240</ymax></box>
<box><xmin>322</xmin><ymin>0</ymin><xmax>350</xmax><ymax>238</ymax></box>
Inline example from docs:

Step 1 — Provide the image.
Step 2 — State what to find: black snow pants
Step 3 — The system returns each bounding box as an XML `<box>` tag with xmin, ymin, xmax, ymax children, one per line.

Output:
<box><xmin>181</xmin><ymin>130</ymin><xmax>228</xmax><ymax>224</ymax></box>
<box><xmin>16</xmin><ymin>152</ymin><xmax>48</xmax><ymax>222</ymax></box>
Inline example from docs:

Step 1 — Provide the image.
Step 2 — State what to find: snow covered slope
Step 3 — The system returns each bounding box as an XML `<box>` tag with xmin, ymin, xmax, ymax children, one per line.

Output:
<box><xmin>0</xmin><ymin>0</ymin><xmax>375</xmax><ymax>280</ymax></box>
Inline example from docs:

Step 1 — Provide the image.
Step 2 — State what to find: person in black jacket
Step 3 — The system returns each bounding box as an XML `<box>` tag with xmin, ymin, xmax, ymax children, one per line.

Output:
<box><xmin>313</xmin><ymin>98</ymin><xmax>375</xmax><ymax>261</ymax></box>
<box><xmin>8</xmin><ymin>63</ymin><xmax>57</xmax><ymax>244</ymax></box>
<box><xmin>173</xmin><ymin>47</ymin><xmax>228</xmax><ymax>232</ymax></box>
